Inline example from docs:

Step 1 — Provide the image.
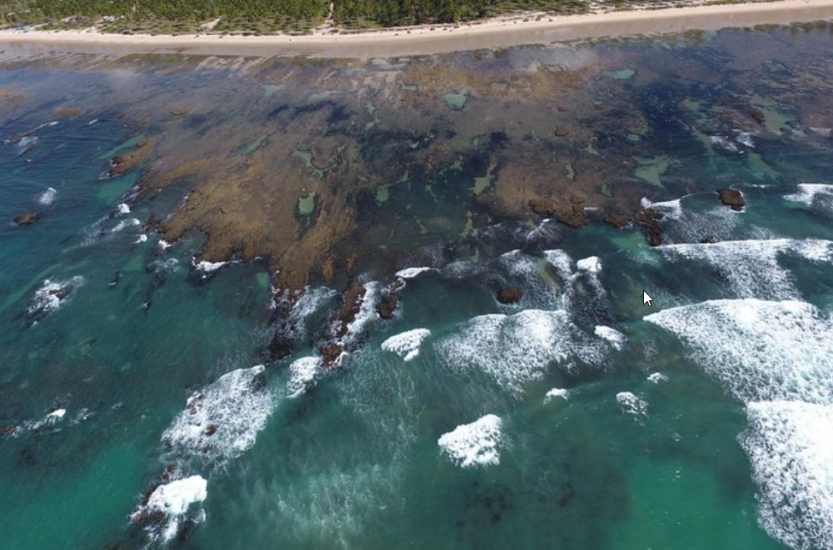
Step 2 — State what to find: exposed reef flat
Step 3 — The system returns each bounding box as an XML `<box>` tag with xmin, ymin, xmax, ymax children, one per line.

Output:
<box><xmin>3</xmin><ymin>20</ymin><xmax>832</xmax><ymax>296</ymax></box>
<box><xmin>0</xmin><ymin>0</ymin><xmax>832</xmax><ymax>58</ymax></box>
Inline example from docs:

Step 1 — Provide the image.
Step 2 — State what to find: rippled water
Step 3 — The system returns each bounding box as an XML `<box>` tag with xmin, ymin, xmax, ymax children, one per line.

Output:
<box><xmin>2</xmin><ymin>24</ymin><xmax>833</xmax><ymax>550</ymax></box>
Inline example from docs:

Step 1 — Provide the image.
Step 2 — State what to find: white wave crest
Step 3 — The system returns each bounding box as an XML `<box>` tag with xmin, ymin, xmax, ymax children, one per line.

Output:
<box><xmin>395</xmin><ymin>267</ymin><xmax>434</xmax><ymax>279</ymax></box>
<box><xmin>438</xmin><ymin>414</ymin><xmax>502</xmax><ymax>468</ymax></box>
<box><xmin>287</xmin><ymin>357</ymin><xmax>321</xmax><ymax>398</ymax></box>
<box><xmin>616</xmin><ymin>392</ymin><xmax>648</xmax><ymax>416</ymax></box>
<box><xmin>381</xmin><ymin>328</ymin><xmax>431</xmax><ymax>362</ymax></box>
<box><xmin>645</xmin><ymin>299</ymin><xmax>833</xmax><ymax>404</ymax></box>
<box><xmin>658</xmin><ymin>239</ymin><xmax>832</xmax><ymax>300</ymax></box>
<box><xmin>27</xmin><ymin>276</ymin><xmax>85</xmax><ymax>322</ymax></box>
<box><xmin>111</xmin><ymin>217</ymin><xmax>141</xmax><ymax>233</ymax></box>
<box><xmin>544</xmin><ymin>388</ymin><xmax>570</xmax><ymax>403</ymax></box>
<box><xmin>740</xmin><ymin>401</ymin><xmax>833</xmax><ymax>550</ymax></box>
<box><xmin>195</xmin><ymin>260</ymin><xmax>228</xmax><ymax>273</ymax></box>
<box><xmin>435</xmin><ymin>309</ymin><xmax>607</xmax><ymax>395</ymax></box>
<box><xmin>131</xmin><ymin>476</ymin><xmax>208</xmax><ymax>544</ymax></box>
<box><xmin>594</xmin><ymin>325</ymin><xmax>625</xmax><ymax>350</ymax></box>
<box><xmin>576</xmin><ymin>256</ymin><xmax>602</xmax><ymax>273</ymax></box>
<box><xmin>161</xmin><ymin>365</ymin><xmax>275</xmax><ymax>468</ymax></box>
<box><xmin>647</xmin><ymin>372</ymin><xmax>669</xmax><ymax>384</ymax></box>
<box><xmin>785</xmin><ymin>184</ymin><xmax>833</xmax><ymax>209</ymax></box>
<box><xmin>37</xmin><ymin>187</ymin><xmax>57</xmax><ymax>205</ymax></box>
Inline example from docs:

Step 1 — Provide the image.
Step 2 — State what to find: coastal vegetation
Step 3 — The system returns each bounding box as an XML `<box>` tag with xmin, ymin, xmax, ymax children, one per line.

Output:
<box><xmin>0</xmin><ymin>0</ymin><xmax>754</xmax><ymax>35</ymax></box>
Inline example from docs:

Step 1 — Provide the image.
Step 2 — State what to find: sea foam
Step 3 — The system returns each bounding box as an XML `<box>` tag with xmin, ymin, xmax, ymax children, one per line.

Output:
<box><xmin>616</xmin><ymin>392</ymin><xmax>648</xmax><ymax>416</ymax></box>
<box><xmin>131</xmin><ymin>475</ymin><xmax>208</xmax><ymax>544</ymax></box>
<box><xmin>37</xmin><ymin>187</ymin><xmax>57</xmax><ymax>205</ymax></box>
<box><xmin>645</xmin><ymin>299</ymin><xmax>833</xmax><ymax>404</ymax></box>
<box><xmin>785</xmin><ymin>183</ymin><xmax>833</xmax><ymax>209</ymax></box>
<box><xmin>161</xmin><ymin>365</ymin><xmax>275</xmax><ymax>469</ymax></box>
<box><xmin>544</xmin><ymin>388</ymin><xmax>570</xmax><ymax>403</ymax></box>
<box><xmin>740</xmin><ymin>401</ymin><xmax>833</xmax><ymax>550</ymax></box>
<box><xmin>658</xmin><ymin>239</ymin><xmax>832</xmax><ymax>300</ymax></box>
<box><xmin>26</xmin><ymin>276</ymin><xmax>85</xmax><ymax>324</ymax></box>
<box><xmin>436</xmin><ymin>309</ymin><xmax>606</xmax><ymax>395</ymax></box>
<box><xmin>286</xmin><ymin>357</ymin><xmax>321</xmax><ymax>398</ymax></box>
<box><xmin>381</xmin><ymin>328</ymin><xmax>431</xmax><ymax>362</ymax></box>
<box><xmin>594</xmin><ymin>325</ymin><xmax>626</xmax><ymax>351</ymax></box>
<box><xmin>438</xmin><ymin>414</ymin><xmax>503</xmax><ymax>468</ymax></box>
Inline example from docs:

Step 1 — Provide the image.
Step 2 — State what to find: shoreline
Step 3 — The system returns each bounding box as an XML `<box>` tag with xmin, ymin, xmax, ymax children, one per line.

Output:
<box><xmin>0</xmin><ymin>0</ymin><xmax>832</xmax><ymax>58</ymax></box>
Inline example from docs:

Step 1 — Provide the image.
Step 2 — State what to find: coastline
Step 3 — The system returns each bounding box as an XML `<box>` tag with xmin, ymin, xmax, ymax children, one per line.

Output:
<box><xmin>0</xmin><ymin>0</ymin><xmax>830</xmax><ymax>57</ymax></box>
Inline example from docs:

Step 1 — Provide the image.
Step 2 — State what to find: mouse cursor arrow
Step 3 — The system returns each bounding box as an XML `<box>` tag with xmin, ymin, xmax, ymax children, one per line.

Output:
<box><xmin>643</xmin><ymin>291</ymin><xmax>653</xmax><ymax>306</ymax></box>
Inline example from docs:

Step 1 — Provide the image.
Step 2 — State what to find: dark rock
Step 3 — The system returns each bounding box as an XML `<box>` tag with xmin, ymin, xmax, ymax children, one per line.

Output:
<box><xmin>204</xmin><ymin>425</ymin><xmax>218</xmax><ymax>437</ymax></box>
<box><xmin>497</xmin><ymin>287</ymin><xmax>523</xmax><ymax>304</ymax></box>
<box><xmin>529</xmin><ymin>198</ymin><xmax>557</xmax><ymax>217</ymax></box>
<box><xmin>750</xmin><ymin>108</ymin><xmax>766</xmax><ymax>124</ymax></box>
<box><xmin>604</xmin><ymin>213</ymin><xmax>631</xmax><ymax>229</ymax></box>
<box><xmin>145</xmin><ymin>214</ymin><xmax>162</xmax><ymax>233</ymax></box>
<box><xmin>268</xmin><ymin>332</ymin><xmax>295</xmax><ymax>360</ymax></box>
<box><xmin>13</xmin><ymin>212</ymin><xmax>39</xmax><ymax>226</ymax></box>
<box><xmin>161</xmin><ymin>464</ymin><xmax>177</xmax><ymax>481</ymax></box>
<box><xmin>48</xmin><ymin>287</ymin><xmax>70</xmax><ymax>301</ymax></box>
<box><xmin>321</xmin><ymin>343</ymin><xmax>343</xmax><ymax>368</ymax></box>
<box><xmin>554</xmin><ymin>128</ymin><xmax>571</xmax><ymax>137</ymax></box>
<box><xmin>718</xmin><ymin>188</ymin><xmax>745</xmax><ymax>211</ymax></box>
<box><xmin>376</xmin><ymin>294</ymin><xmax>397</xmax><ymax>319</ymax></box>
<box><xmin>528</xmin><ymin>197</ymin><xmax>588</xmax><ymax>228</ymax></box>
<box><xmin>1</xmin><ymin>424</ymin><xmax>16</xmax><ymax>437</ymax></box>
<box><xmin>636</xmin><ymin>208</ymin><xmax>664</xmax><ymax>246</ymax></box>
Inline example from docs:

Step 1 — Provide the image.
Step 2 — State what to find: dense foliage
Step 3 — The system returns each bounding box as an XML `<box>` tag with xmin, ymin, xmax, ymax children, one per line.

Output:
<box><xmin>0</xmin><ymin>0</ymin><xmax>596</xmax><ymax>33</ymax></box>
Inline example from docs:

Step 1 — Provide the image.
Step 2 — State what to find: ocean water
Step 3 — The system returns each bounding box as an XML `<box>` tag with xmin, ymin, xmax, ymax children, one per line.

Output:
<box><xmin>2</xmin><ymin>24</ymin><xmax>833</xmax><ymax>550</ymax></box>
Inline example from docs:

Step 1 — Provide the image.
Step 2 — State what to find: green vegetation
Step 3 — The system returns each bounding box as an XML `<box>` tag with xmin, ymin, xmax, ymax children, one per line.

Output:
<box><xmin>0</xmin><ymin>0</ymin><xmax>772</xmax><ymax>34</ymax></box>
<box><xmin>0</xmin><ymin>0</ymin><xmax>329</xmax><ymax>34</ymax></box>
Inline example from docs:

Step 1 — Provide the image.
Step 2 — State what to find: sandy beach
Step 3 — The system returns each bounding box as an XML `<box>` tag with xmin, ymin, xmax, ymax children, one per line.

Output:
<box><xmin>0</xmin><ymin>0</ymin><xmax>831</xmax><ymax>57</ymax></box>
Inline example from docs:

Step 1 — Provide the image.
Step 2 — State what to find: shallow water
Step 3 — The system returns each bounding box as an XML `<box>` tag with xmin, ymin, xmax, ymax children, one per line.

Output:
<box><xmin>2</xmin><ymin>24</ymin><xmax>833</xmax><ymax>550</ymax></box>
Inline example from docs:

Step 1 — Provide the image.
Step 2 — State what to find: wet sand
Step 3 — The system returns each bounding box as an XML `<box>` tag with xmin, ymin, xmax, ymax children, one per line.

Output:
<box><xmin>0</xmin><ymin>0</ymin><xmax>832</xmax><ymax>58</ymax></box>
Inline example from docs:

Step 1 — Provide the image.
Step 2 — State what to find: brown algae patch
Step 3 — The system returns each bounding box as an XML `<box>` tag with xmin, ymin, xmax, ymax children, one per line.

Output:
<box><xmin>25</xmin><ymin>28</ymin><xmax>823</xmax><ymax>294</ymax></box>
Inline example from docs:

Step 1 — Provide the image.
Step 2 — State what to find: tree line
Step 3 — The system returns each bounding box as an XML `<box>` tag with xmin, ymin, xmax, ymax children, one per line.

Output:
<box><xmin>0</xmin><ymin>0</ymin><xmax>590</xmax><ymax>29</ymax></box>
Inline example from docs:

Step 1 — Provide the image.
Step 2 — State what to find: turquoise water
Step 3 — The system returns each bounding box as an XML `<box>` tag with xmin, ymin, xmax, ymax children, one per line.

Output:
<box><xmin>2</xmin><ymin>26</ymin><xmax>833</xmax><ymax>550</ymax></box>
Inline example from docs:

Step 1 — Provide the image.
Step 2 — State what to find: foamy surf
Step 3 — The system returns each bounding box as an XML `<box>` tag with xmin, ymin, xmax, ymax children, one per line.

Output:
<box><xmin>544</xmin><ymin>388</ymin><xmax>570</xmax><ymax>403</ymax></box>
<box><xmin>131</xmin><ymin>475</ymin><xmax>208</xmax><ymax>544</ymax></box>
<box><xmin>616</xmin><ymin>392</ymin><xmax>648</xmax><ymax>416</ymax></box>
<box><xmin>645</xmin><ymin>299</ymin><xmax>833</xmax><ymax>404</ymax></box>
<box><xmin>435</xmin><ymin>309</ymin><xmax>607</xmax><ymax>395</ymax></box>
<box><xmin>381</xmin><ymin>328</ymin><xmax>431</xmax><ymax>362</ymax></box>
<box><xmin>395</xmin><ymin>267</ymin><xmax>434</xmax><ymax>279</ymax></box>
<box><xmin>594</xmin><ymin>325</ymin><xmax>626</xmax><ymax>351</ymax></box>
<box><xmin>286</xmin><ymin>357</ymin><xmax>321</xmax><ymax>398</ymax></box>
<box><xmin>785</xmin><ymin>183</ymin><xmax>833</xmax><ymax>210</ymax></box>
<box><xmin>657</xmin><ymin>239</ymin><xmax>833</xmax><ymax>300</ymax></box>
<box><xmin>438</xmin><ymin>414</ymin><xmax>503</xmax><ymax>468</ymax></box>
<box><xmin>161</xmin><ymin>365</ymin><xmax>275</xmax><ymax>469</ymax></box>
<box><xmin>26</xmin><ymin>276</ymin><xmax>85</xmax><ymax>325</ymax></box>
<box><xmin>37</xmin><ymin>187</ymin><xmax>57</xmax><ymax>205</ymax></box>
<box><xmin>740</xmin><ymin>401</ymin><xmax>833</xmax><ymax>550</ymax></box>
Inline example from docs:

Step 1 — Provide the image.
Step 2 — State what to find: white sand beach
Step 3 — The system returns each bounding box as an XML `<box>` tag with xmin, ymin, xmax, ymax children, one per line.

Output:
<box><xmin>0</xmin><ymin>0</ymin><xmax>831</xmax><ymax>57</ymax></box>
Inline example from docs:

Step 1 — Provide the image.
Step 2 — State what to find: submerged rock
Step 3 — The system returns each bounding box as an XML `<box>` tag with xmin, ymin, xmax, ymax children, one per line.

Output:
<box><xmin>750</xmin><ymin>108</ymin><xmax>766</xmax><ymax>124</ymax></box>
<box><xmin>13</xmin><ymin>212</ymin><xmax>39</xmax><ymax>226</ymax></box>
<box><xmin>636</xmin><ymin>208</ymin><xmax>663</xmax><ymax>246</ymax></box>
<box><xmin>603</xmin><ymin>213</ymin><xmax>631</xmax><ymax>229</ymax></box>
<box><xmin>497</xmin><ymin>287</ymin><xmax>523</xmax><ymax>304</ymax></box>
<box><xmin>718</xmin><ymin>188</ymin><xmax>746</xmax><ymax>211</ymax></box>
<box><xmin>376</xmin><ymin>294</ymin><xmax>398</xmax><ymax>320</ymax></box>
<box><xmin>529</xmin><ymin>197</ymin><xmax>588</xmax><ymax>228</ymax></box>
<box><xmin>320</xmin><ymin>343</ymin><xmax>343</xmax><ymax>367</ymax></box>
